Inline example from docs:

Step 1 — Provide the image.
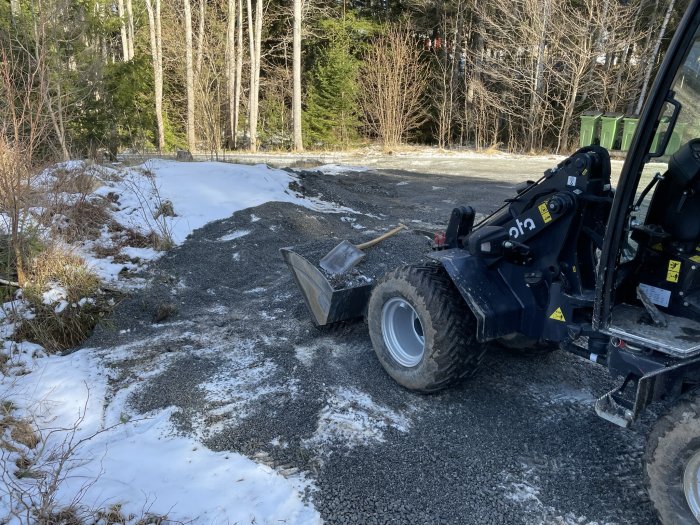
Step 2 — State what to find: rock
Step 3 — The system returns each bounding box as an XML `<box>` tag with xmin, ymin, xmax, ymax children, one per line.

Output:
<box><xmin>176</xmin><ymin>149</ymin><xmax>193</xmax><ymax>161</ymax></box>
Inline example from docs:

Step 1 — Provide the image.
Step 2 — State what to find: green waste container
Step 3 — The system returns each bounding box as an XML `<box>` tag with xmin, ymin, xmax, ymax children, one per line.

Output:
<box><xmin>621</xmin><ymin>115</ymin><xmax>639</xmax><ymax>152</ymax></box>
<box><xmin>665</xmin><ymin>122</ymin><xmax>688</xmax><ymax>156</ymax></box>
<box><xmin>600</xmin><ymin>113</ymin><xmax>624</xmax><ymax>150</ymax></box>
<box><xmin>650</xmin><ymin>116</ymin><xmax>670</xmax><ymax>154</ymax></box>
<box><xmin>580</xmin><ymin>111</ymin><xmax>603</xmax><ymax>147</ymax></box>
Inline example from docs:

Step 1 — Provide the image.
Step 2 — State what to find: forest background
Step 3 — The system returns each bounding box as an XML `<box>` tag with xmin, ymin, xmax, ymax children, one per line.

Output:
<box><xmin>1</xmin><ymin>0</ymin><xmax>689</xmax><ymax>161</ymax></box>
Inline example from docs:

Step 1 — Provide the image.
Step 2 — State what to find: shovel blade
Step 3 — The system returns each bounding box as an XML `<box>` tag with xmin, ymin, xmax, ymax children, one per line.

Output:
<box><xmin>319</xmin><ymin>240</ymin><xmax>366</xmax><ymax>275</ymax></box>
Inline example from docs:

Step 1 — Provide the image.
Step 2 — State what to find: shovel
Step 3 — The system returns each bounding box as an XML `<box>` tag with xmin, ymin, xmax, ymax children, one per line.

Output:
<box><xmin>319</xmin><ymin>224</ymin><xmax>407</xmax><ymax>276</ymax></box>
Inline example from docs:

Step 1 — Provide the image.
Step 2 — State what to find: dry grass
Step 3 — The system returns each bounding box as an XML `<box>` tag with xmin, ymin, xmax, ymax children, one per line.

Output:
<box><xmin>10</xmin><ymin>418</ymin><xmax>41</xmax><ymax>449</ymax></box>
<box><xmin>55</xmin><ymin>200</ymin><xmax>115</xmax><ymax>243</ymax></box>
<box><xmin>15</xmin><ymin>245</ymin><xmax>111</xmax><ymax>352</ymax></box>
<box><xmin>1</xmin><ymin>401</ymin><xmax>40</xmax><ymax>457</ymax></box>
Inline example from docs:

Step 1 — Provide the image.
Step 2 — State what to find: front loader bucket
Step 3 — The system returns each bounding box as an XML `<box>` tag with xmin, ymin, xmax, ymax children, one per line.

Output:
<box><xmin>280</xmin><ymin>247</ymin><xmax>373</xmax><ymax>326</ymax></box>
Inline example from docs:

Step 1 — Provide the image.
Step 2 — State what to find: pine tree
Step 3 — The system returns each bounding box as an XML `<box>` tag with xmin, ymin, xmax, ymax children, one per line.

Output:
<box><xmin>303</xmin><ymin>15</ymin><xmax>375</xmax><ymax>148</ymax></box>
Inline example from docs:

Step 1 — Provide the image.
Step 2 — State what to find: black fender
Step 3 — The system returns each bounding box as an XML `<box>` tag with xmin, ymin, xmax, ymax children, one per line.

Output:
<box><xmin>427</xmin><ymin>248</ymin><xmax>537</xmax><ymax>342</ymax></box>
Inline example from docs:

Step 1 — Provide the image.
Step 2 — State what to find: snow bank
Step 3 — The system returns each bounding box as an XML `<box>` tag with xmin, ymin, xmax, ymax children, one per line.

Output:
<box><xmin>99</xmin><ymin>160</ymin><xmax>354</xmax><ymax>246</ymax></box>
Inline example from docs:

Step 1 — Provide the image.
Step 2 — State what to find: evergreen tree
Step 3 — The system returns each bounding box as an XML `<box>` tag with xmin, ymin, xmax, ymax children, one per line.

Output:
<box><xmin>303</xmin><ymin>14</ymin><xmax>376</xmax><ymax>148</ymax></box>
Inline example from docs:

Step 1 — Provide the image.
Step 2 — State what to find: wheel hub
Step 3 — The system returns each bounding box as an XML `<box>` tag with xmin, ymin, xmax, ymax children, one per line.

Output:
<box><xmin>381</xmin><ymin>297</ymin><xmax>425</xmax><ymax>367</ymax></box>
<box><xmin>684</xmin><ymin>450</ymin><xmax>700</xmax><ymax>521</ymax></box>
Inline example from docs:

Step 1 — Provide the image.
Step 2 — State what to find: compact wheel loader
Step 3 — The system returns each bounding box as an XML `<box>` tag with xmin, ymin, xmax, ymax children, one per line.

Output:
<box><xmin>283</xmin><ymin>2</ymin><xmax>700</xmax><ymax>522</ymax></box>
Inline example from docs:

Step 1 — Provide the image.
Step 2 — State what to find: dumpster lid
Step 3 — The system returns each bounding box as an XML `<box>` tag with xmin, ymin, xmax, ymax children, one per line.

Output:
<box><xmin>582</xmin><ymin>110</ymin><xmax>603</xmax><ymax>117</ymax></box>
<box><xmin>602</xmin><ymin>112</ymin><xmax>624</xmax><ymax>119</ymax></box>
<box><xmin>624</xmin><ymin>114</ymin><xmax>640</xmax><ymax>119</ymax></box>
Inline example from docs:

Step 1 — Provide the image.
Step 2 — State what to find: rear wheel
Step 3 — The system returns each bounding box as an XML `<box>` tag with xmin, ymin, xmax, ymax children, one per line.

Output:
<box><xmin>367</xmin><ymin>264</ymin><xmax>486</xmax><ymax>392</ymax></box>
<box><xmin>645</xmin><ymin>394</ymin><xmax>700</xmax><ymax>524</ymax></box>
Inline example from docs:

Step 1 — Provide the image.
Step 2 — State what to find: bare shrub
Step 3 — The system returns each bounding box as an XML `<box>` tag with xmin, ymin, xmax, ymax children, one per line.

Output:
<box><xmin>358</xmin><ymin>22</ymin><xmax>429</xmax><ymax>149</ymax></box>
<box><xmin>0</xmin><ymin>139</ymin><xmax>36</xmax><ymax>286</ymax></box>
<box><xmin>120</xmin><ymin>166</ymin><xmax>175</xmax><ymax>251</ymax></box>
<box><xmin>0</xmin><ymin>41</ymin><xmax>50</xmax><ymax>287</ymax></box>
<box><xmin>1</xmin><ymin>395</ymin><xmax>101</xmax><ymax>524</ymax></box>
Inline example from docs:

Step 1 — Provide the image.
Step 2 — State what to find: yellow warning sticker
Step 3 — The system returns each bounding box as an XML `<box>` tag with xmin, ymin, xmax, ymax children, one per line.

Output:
<box><xmin>538</xmin><ymin>202</ymin><xmax>552</xmax><ymax>223</ymax></box>
<box><xmin>667</xmin><ymin>260</ymin><xmax>682</xmax><ymax>283</ymax></box>
<box><xmin>572</xmin><ymin>265</ymin><xmax>577</xmax><ymax>273</ymax></box>
<box><xmin>549</xmin><ymin>307</ymin><xmax>566</xmax><ymax>322</ymax></box>
<box><xmin>581</xmin><ymin>168</ymin><xmax>588</xmax><ymax>176</ymax></box>
<box><xmin>692</xmin><ymin>255</ymin><xmax>700</xmax><ymax>263</ymax></box>
<box><xmin>652</xmin><ymin>243</ymin><xmax>663</xmax><ymax>252</ymax></box>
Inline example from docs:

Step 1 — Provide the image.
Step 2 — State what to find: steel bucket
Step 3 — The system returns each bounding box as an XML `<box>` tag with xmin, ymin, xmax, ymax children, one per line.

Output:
<box><xmin>280</xmin><ymin>247</ymin><xmax>373</xmax><ymax>326</ymax></box>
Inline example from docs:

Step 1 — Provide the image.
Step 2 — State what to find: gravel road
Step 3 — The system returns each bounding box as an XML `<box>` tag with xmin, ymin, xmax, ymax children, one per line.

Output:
<box><xmin>88</xmin><ymin>160</ymin><xmax>659</xmax><ymax>525</ymax></box>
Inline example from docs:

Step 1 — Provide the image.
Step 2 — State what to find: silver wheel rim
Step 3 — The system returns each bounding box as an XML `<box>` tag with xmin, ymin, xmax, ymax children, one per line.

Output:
<box><xmin>684</xmin><ymin>449</ymin><xmax>700</xmax><ymax>521</ymax></box>
<box><xmin>381</xmin><ymin>297</ymin><xmax>425</xmax><ymax>367</ymax></box>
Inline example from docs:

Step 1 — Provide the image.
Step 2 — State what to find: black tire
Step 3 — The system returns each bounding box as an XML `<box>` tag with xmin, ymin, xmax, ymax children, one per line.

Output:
<box><xmin>497</xmin><ymin>334</ymin><xmax>559</xmax><ymax>357</ymax></box>
<box><xmin>645</xmin><ymin>394</ymin><xmax>700</xmax><ymax>525</ymax></box>
<box><xmin>367</xmin><ymin>263</ymin><xmax>486</xmax><ymax>392</ymax></box>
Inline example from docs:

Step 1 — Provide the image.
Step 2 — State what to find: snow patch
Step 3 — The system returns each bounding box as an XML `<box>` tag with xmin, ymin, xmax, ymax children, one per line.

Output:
<box><xmin>0</xmin><ymin>348</ymin><xmax>320</xmax><ymax>525</ymax></box>
<box><xmin>304</xmin><ymin>387</ymin><xmax>410</xmax><ymax>453</ymax></box>
<box><xmin>312</xmin><ymin>164</ymin><xmax>370</xmax><ymax>175</ymax></box>
<box><xmin>219</xmin><ymin>229</ymin><xmax>251</xmax><ymax>241</ymax></box>
<box><xmin>294</xmin><ymin>345</ymin><xmax>316</xmax><ymax>367</ymax></box>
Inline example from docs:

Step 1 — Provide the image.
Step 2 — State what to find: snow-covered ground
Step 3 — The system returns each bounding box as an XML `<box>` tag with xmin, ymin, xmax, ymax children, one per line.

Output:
<box><xmin>1</xmin><ymin>347</ymin><xmax>320</xmax><ymax>525</ymax></box>
<box><xmin>69</xmin><ymin>159</ymin><xmax>359</xmax><ymax>285</ymax></box>
<box><xmin>1</xmin><ymin>159</ymin><xmax>356</xmax><ymax>524</ymax></box>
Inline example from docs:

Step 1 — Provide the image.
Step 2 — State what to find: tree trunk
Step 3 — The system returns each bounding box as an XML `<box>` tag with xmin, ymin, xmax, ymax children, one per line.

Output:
<box><xmin>234</xmin><ymin>0</ymin><xmax>244</xmax><ymax>148</ymax></box>
<box><xmin>247</xmin><ymin>0</ymin><xmax>262</xmax><ymax>152</ymax></box>
<box><xmin>292</xmin><ymin>0</ymin><xmax>303</xmax><ymax>151</ymax></box>
<box><xmin>126</xmin><ymin>0</ymin><xmax>135</xmax><ymax>60</ymax></box>
<box><xmin>145</xmin><ymin>0</ymin><xmax>165</xmax><ymax>152</ymax></box>
<box><xmin>636</xmin><ymin>0</ymin><xmax>675</xmax><ymax>114</ymax></box>
<box><xmin>557</xmin><ymin>67</ymin><xmax>583</xmax><ymax>154</ymax></box>
<box><xmin>118</xmin><ymin>0</ymin><xmax>130</xmax><ymax>61</ymax></box>
<box><xmin>196</xmin><ymin>0</ymin><xmax>205</xmax><ymax>76</ymax></box>
<box><xmin>46</xmin><ymin>93</ymin><xmax>70</xmax><ymax>161</ymax></box>
<box><xmin>611</xmin><ymin>0</ymin><xmax>643</xmax><ymax>109</ymax></box>
<box><xmin>184</xmin><ymin>0</ymin><xmax>196</xmax><ymax>152</ymax></box>
<box><xmin>226</xmin><ymin>0</ymin><xmax>237</xmax><ymax>148</ymax></box>
<box><xmin>530</xmin><ymin>0</ymin><xmax>549</xmax><ymax>150</ymax></box>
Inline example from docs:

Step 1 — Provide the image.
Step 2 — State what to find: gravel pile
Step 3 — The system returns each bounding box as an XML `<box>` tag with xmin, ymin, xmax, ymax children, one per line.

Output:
<box><xmin>88</xmin><ymin>167</ymin><xmax>658</xmax><ymax>525</ymax></box>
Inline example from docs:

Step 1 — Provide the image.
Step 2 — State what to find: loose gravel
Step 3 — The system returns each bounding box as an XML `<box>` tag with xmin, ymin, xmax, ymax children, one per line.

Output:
<box><xmin>87</xmin><ymin>163</ymin><xmax>659</xmax><ymax>525</ymax></box>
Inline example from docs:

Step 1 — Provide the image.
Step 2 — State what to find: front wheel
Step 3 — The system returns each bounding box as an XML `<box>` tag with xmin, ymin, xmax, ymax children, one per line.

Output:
<box><xmin>646</xmin><ymin>395</ymin><xmax>700</xmax><ymax>524</ymax></box>
<box><xmin>367</xmin><ymin>264</ymin><xmax>486</xmax><ymax>393</ymax></box>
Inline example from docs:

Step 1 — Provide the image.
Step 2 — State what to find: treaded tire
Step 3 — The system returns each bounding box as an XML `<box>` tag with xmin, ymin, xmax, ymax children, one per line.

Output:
<box><xmin>645</xmin><ymin>394</ymin><xmax>700</xmax><ymax>525</ymax></box>
<box><xmin>367</xmin><ymin>263</ymin><xmax>485</xmax><ymax>392</ymax></box>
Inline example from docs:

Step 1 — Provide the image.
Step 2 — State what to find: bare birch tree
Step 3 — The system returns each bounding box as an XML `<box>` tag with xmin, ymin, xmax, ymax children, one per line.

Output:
<box><xmin>293</xmin><ymin>0</ymin><xmax>304</xmax><ymax>151</ymax></box>
<box><xmin>234</xmin><ymin>0</ymin><xmax>244</xmax><ymax>148</ymax></box>
<box><xmin>145</xmin><ymin>0</ymin><xmax>165</xmax><ymax>151</ymax></box>
<box><xmin>226</xmin><ymin>0</ymin><xmax>238</xmax><ymax>148</ymax></box>
<box><xmin>196</xmin><ymin>0</ymin><xmax>205</xmax><ymax>76</ymax></box>
<box><xmin>635</xmin><ymin>0</ymin><xmax>676</xmax><ymax>113</ymax></box>
<box><xmin>184</xmin><ymin>0</ymin><xmax>196</xmax><ymax>152</ymax></box>
<box><xmin>117</xmin><ymin>0</ymin><xmax>130</xmax><ymax>61</ymax></box>
<box><xmin>247</xmin><ymin>0</ymin><xmax>263</xmax><ymax>152</ymax></box>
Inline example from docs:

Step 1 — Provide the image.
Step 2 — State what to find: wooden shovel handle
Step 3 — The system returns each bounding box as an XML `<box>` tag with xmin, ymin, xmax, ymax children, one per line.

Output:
<box><xmin>356</xmin><ymin>224</ymin><xmax>407</xmax><ymax>250</ymax></box>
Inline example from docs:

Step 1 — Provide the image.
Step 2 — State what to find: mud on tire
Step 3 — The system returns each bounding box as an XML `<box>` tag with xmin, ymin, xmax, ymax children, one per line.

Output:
<box><xmin>645</xmin><ymin>394</ymin><xmax>700</xmax><ymax>525</ymax></box>
<box><xmin>367</xmin><ymin>263</ymin><xmax>486</xmax><ymax>393</ymax></box>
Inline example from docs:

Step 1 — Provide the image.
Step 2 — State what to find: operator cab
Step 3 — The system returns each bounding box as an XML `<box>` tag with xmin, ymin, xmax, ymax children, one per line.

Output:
<box><xmin>604</xmin><ymin>33</ymin><xmax>700</xmax><ymax>358</ymax></box>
